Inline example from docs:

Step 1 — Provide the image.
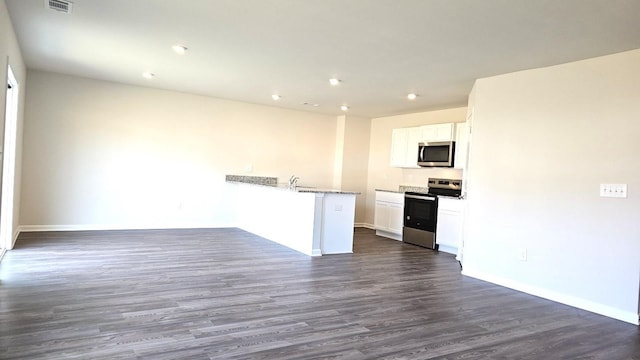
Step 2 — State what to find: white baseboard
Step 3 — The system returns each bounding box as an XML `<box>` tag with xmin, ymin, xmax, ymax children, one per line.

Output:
<box><xmin>18</xmin><ymin>223</ymin><xmax>236</xmax><ymax>233</ymax></box>
<box><xmin>462</xmin><ymin>267</ymin><xmax>640</xmax><ymax>326</ymax></box>
<box><xmin>10</xmin><ymin>228</ymin><xmax>20</xmax><ymax>248</ymax></box>
<box><xmin>355</xmin><ymin>223</ymin><xmax>375</xmax><ymax>229</ymax></box>
<box><xmin>437</xmin><ymin>244</ymin><xmax>458</xmax><ymax>255</ymax></box>
<box><xmin>21</xmin><ymin>223</ymin><xmax>371</xmax><ymax>233</ymax></box>
<box><xmin>375</xmin><ymin>229</ymin><xmax>402</xmax><ymax>241</ymax></box>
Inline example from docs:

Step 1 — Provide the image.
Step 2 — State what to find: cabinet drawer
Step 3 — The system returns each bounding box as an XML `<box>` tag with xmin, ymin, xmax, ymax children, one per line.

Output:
<box><xmin>375</xmin><ymin>191</ymin><xmax>404</xmax><ymax>204</ymax></box>
<box><xmin>438</xmin><ymin>197</ymin><xmax>465</xmax><ymax>211</ymax></box>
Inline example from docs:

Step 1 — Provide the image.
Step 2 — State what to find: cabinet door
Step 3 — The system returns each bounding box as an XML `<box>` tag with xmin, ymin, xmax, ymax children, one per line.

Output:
<box><xmin>387</xmin><ymin>202</ymin><xmax>405</xmax><ymax>234</ymax></box>
<box><xmin>390</xmin><ymin>128</ymin><xmax>409</xmax><ymax>167</ymax></box>
<box><xmin>391</xmin><ymin>127</ymin><xmax>421</xmax><ymax>168</ymax></box>
<box><xmin>404</xmin><ymin>127</ymin><xmax>422</xmax><ymax>168</ymax></box>
<box><xmin>374</xmin><ymin>202</ymin><xmax>389</xmax><ymax>230</ymax></box>
<box><xmin>421</xmin><ymin>123</ymin><xmax>454</xmax><ymax>142</ymax></box>
<box><xmin>375</xmin><ymin>192</ymin><xmax>405</xmax><ymax>237</ymax></box>
<box><xmin>454</xmin><ymin>122</ymin><xmax>470</xmax><ymax>170</ymax></box>
<box><xmin>436</xmin><ymin>209</ymin><xmax>461</xmax><ymax>248</ymax></box>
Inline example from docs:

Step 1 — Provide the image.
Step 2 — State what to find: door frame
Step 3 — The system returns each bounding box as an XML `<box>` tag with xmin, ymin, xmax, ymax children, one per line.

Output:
<box><xmin>1</xmin><ymin>63</ymin><xmax>19</xmax><ymax>252</ymax></box>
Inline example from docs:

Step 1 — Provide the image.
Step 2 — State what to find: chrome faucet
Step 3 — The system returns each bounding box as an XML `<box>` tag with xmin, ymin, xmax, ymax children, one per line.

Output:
<box><xmin>289</xmin><ymin>175</ymin><xmax>300</xmax><ymax>189</ymax></box>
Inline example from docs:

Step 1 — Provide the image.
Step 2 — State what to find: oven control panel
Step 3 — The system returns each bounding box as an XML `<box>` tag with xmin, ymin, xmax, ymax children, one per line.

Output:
<box><xmin>427</xmin><ymin>177</ymin><xmax>462</xmax><ymax>197</ymax></box>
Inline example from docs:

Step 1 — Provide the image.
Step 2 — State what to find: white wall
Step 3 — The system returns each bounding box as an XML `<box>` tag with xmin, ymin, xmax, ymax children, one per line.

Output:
<box><xmin>21</xmin><ymin>71</ymin><xmax>349</xmax><ymax>230</ymax></box>
<box><xmin>363</xmin><ymin>107</ymin><xmax>467</xmax><ymax>226</ymax></box>
<box><xmin>0</xmin><ymin>0</ymin><xmax>26</xmax><ymax>248</ymax></box>
<box><xmin>463</xmin><ymin>49</ymin><xmax>640</xmax><ymax>324</ymax></box>
<box><xmin>335</xmin><ymin>115</ymin><xmax>371</xmax><ymax>225</ymax></box>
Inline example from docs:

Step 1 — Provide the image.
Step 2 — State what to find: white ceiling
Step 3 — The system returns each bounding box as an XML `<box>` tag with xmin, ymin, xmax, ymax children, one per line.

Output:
<box><xmin>6</xmin><ymin>0</ymin><xmax>640</xmax><ymax>118</ymax></box>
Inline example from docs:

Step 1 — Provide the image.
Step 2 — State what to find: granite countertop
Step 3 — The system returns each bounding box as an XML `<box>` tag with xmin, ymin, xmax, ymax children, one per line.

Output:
<box><xmin>375</xmin><ymin>185</ymin><xmax>429</xmax><ymax>194</ymax></box>
<box><xmin>295</xmin><ymin>186</ymin><xmax>360</xmax><ymax>195</ymax></box>
<box><xmin>226</xmin><ymin>175</ymin><xmax>360</xmax><ymax>195</ymax></box>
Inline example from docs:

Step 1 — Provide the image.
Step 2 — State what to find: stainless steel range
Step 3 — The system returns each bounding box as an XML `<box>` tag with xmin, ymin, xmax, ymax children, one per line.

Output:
<box><xmin>427</xmin><ymin>178</ymin><xmax>463</xmax><ymax>198</ymax></box>
<box><xmin>402</xmin><ymin>178</ymin><xmax>462</xmax><ymax>249</ymax></box>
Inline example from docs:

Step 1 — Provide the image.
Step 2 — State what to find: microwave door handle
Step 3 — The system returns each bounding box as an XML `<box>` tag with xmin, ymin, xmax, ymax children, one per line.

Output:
<box><xmin>419</xmin><ymin>146</ymin><xmax>424</xmax><ymax>161</ymax></box>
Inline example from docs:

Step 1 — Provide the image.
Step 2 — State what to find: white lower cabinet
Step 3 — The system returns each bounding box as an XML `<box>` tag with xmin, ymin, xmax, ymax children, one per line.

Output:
<box><xmin>436</xmin><ymin>198</ymin><xmax>465</xmax><ymax>255</ymax></box>
<box><xmin>374</xmin><ymin>191</ymin><xmax>404</xmax><ymax>241</ymax></box>
<box><xmin>386</xmin><ymin>202</ymin><xmax>404</xmax><ymax>234</ymax></box>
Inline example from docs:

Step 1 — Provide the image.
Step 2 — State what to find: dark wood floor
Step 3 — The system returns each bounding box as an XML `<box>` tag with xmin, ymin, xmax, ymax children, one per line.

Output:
<box><xmin>0</xmin><ymin>228</ymin><xmax>638</xmax><ymax>359</ymax></box>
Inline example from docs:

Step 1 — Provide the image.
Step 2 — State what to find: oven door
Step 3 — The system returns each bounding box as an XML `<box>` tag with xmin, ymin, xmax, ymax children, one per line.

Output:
<box><xmin>403</xmin><ymin>193</ymin><xmax>437</xmax><ymax>232</ymax></box>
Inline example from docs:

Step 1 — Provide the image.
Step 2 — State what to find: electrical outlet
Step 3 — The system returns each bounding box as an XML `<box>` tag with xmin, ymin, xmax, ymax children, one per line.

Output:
<box><xmin>600</xmin><ymin>184</ymin><xmax>627</xmax><ymax>198</ymax></box>
<box><xmin>518</xmin><ymin>248</ymin><xmax>527</xmax><ymax>262</ymax></box>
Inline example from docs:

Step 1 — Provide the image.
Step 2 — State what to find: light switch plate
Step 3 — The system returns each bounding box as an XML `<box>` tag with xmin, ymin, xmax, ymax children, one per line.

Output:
<box><xmin>518</xmin><ymin>248</ymin><xmax>527</xmax><ymax>261</ymax></box>
<box><xmin>600</xmin><ymin>184</ymin><xmax>627</xmax><ymax>198</ymax></box>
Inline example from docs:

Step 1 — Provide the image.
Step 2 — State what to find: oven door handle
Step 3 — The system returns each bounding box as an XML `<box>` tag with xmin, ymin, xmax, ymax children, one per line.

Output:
<box><xmin>405</xmin><ymin>194</ymin><xmax>436</xmax><ymax>201</ymax></box>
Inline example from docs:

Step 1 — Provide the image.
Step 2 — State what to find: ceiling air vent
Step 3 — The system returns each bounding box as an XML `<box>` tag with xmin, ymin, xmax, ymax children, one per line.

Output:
<box><xmin>45</xmin><ymin>0</ymin><xmax>73</xmax><ymax>14</ymax></box>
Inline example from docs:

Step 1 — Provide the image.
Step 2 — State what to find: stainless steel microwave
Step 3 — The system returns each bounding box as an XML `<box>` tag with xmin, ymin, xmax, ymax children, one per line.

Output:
<box><xmin>418</xmin><ymin>141</ymin><xmax>455</xmax><ymax>167</ymax></box>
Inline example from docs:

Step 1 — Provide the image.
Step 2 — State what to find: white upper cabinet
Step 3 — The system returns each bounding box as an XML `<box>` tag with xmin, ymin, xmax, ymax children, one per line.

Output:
<box><xmin>390</xmin><ymin>127</ymin><xmax>420</xmax><ymax>168</ymax></box>
<box><xmin>406</xmin><ymin>128</ymin><xmax>423</xmax><ymax>166</ymax></box>
<box><xmin>454</xmin><ymin>122</ymin><xmax>470</xmax><ymax>170</ymax></box>
<box><xmin>391</xmin><ymin>123</ymin><xmax>457</xmax><ymax>168</ymax></box>
<box><xmin>420</xmin><ymin>123</ymin><xmax>454</xmax><ymax>142</ymax></box>
<box><xmin>390</xmin><ymin>128</ymin><xmax>410</xmax><ymax>167</ymax></box>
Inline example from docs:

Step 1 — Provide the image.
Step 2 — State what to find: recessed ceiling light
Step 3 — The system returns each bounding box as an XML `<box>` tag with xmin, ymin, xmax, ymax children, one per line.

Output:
<box><xmin>329</xmin><ymin>78</ymin><xmax>341</xmax><ymax>86</ymax></box>
<box><xmin>340</xmin><ymin>105</ymin><xmax>349</xmax><ymax>111</ymax></box>
<box><xmin>172</xmin><ymin>45</ymin><xmax>188</xmax><ymax>55</ymax></box>
<box><xmin>271</xmin><ymin>94</ymin><xmax>281</xmax><ymax>100</ymax></box>
<box><xmin>407</xmin><ymin>93</ymin><xmax>418</xmax><ymax>100</ymax></box>
<box><xmin>302</xmin><ymin>102</ymin><xmax>320</xmax><ymax>107</ymax></box>
<box><xmin>142</xmin><ymin>72</ymin><xmax>155</xmax><ymax>79</ymax></box>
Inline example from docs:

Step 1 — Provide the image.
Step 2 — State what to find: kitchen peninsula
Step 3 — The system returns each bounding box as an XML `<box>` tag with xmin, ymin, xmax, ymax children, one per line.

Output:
<box><xmin>226</xmin><ymin>175</ymin><xmax>360</xmax><ymax>256</ymax></box>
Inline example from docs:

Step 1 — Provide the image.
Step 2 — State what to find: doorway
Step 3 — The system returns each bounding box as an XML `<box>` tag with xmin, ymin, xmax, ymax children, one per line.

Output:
<box><xmin>1</xmin><ymin>64</ymin><xmax>19</xmax><ymax>256</ymax></box>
